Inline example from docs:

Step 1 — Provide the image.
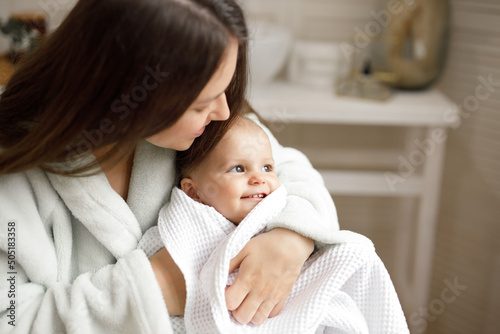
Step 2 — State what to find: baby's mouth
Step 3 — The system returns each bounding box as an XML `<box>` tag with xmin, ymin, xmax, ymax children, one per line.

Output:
<box><xmin>242</xmin><ymin>193</ymin><xmax>267</xmax><ymax>199</ymax></box>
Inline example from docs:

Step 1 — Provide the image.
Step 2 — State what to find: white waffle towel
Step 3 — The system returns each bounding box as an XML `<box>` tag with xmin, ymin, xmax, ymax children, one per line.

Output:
<box><xmin>146</xmin><ymin>186</ymin><xmax>409</xmax><ymax>334</ymax></box>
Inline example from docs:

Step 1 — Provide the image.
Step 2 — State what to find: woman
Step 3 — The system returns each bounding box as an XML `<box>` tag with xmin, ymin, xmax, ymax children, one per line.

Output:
<box><xmin>0</xmin><ymin>0</ymin><xmax>338</xmax><ymax>332</ymax></box>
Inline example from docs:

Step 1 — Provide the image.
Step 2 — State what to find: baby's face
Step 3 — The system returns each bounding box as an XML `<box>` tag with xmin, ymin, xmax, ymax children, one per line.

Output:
<box><xmin>183</xmin><ymin>120</ymin><xmax>280</xmax><ymax>223</ymax></box>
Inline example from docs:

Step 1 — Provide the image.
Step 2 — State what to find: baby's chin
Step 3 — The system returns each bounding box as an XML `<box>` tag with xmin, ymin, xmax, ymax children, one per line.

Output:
<box><xmin>227</xmin><ymin>209</ymin><xmax>253</xmax><ymax>225</ymax></box>
<box><xmin>227</xmin><ymin>195</ymin><xmax>272</xmax><ymax>224</ymax></box>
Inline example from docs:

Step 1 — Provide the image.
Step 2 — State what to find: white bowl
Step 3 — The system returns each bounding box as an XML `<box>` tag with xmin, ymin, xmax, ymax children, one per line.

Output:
<box><xmin>248</xmin><ymin>21</ymin><xmax>293</xmax><ymax>86</ymax></box>
<box><xmin>287</xmin><ymin>40</ymin><xmax>342</xmax><ymax>88</ymax></box>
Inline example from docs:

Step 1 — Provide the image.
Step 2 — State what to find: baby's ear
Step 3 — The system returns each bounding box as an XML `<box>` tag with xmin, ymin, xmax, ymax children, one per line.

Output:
<box><xmin>180</xmin><ymin>178</ymin><xmax>202</xmax><ymax>202</ymax></box>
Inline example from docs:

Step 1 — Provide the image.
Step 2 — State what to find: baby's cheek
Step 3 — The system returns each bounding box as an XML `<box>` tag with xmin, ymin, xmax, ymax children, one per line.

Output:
<box><xmin>199</xmin><ymin>180</ymin><xmax>222</xmax><ymax>201</ymax></box>
<box><xmin>270</xmin><ymin>176</ymin><xmax>280</xmax><ymax>190</ymax></box>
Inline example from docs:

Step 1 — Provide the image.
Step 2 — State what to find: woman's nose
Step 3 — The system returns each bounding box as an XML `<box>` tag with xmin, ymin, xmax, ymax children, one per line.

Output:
<box><xmin>209</xmin><ymin>92</ymin><xmax>230</xmax><ymax>121</ymax></box>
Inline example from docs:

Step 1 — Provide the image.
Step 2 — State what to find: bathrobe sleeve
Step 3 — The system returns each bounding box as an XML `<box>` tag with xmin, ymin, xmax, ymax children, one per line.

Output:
<box><xmin>246</xmin><ymin>113</ymin><xmax>341</xmax><ymax>245</ymax></box>
<box><xmin>0</xmin><ymin>172</ymin><xmax>173</xmax><ymax>334</ymax></box>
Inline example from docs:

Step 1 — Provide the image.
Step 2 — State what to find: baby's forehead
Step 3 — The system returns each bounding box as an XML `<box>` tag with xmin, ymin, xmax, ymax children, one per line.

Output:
<box><xmin>202</xmin><ymin>118</ymin><xmax>272</xmax><ymax>166</ymax></box>
<box><xmin>228</xmin><ymin>117</ymin><xmax>267</xmax><ymax>138</ymax></box>
<box><xmin>224</xmin><ymin>119</ymin><xmax>271</xmax><ymax>152</ymax></box>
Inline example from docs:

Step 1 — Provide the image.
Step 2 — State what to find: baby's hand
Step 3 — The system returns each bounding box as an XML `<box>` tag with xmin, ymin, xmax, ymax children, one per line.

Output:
<box><xmin>225</xmin><ymin>228</ymin><xmax>314</xmax><ymax>325</ymax></box>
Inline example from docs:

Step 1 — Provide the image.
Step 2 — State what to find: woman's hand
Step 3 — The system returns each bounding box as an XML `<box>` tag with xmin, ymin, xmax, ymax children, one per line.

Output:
<box><xmin>149</xmin><ymin>248</ymin><xmax>186</xmax><ymax>316</ymax></box>
<box><xmin>225</xmin><ymin>228</ymin><xmax>314</xmax><ymax>325</ymax></box>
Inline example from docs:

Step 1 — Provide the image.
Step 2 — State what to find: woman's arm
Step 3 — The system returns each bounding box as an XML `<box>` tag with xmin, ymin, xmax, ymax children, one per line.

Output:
<box><xmin>0</xmin><ymin>249</ymin><xmax>173</xmax><ymax>333</ymax></box>
<box><xmin>224</xmin><ymin>113</ymin><xmax>341</xmax><ymax>325</ymax></box>
<box><xmin>149</xmin><ymin>248</ymin><xmax>186</xmax><ymax>316</ymax></box>
<box><xmin>0</xmin><ymin>173</ymin><xmax>173</xmax><ymax>333</ymax></box>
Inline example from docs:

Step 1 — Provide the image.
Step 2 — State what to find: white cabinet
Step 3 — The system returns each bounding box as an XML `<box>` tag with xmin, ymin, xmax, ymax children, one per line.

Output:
<box><xmin>249</xmin><ymin>81</ymin><xmax>458</xmax><ymax>312</ymax></box>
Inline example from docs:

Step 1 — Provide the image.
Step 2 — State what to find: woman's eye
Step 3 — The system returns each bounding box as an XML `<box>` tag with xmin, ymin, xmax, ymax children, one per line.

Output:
<box><xmin>229</xmin><ymin>165</ymin><xmax>244</xmax><ymax>173</ymax></box>
<box><xmin>261</xmin><ymin>165</ymin><xmax>272</xmax><ymax>172</ymax></box>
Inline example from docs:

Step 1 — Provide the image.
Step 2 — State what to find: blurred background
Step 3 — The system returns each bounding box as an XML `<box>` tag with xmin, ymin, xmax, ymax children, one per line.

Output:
<box><xmin>1</xmin><ymin>0</ymin><xmax>499</xmax><ymax>333</ymax></box>
<box><xmin>241</xmin><ymin>2</ymin><xmax>500</xmax><ymax>333</ymax></box>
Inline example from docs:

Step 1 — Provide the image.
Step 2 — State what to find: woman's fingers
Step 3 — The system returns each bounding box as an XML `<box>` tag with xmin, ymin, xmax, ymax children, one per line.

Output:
<box><xmin>228</xmin><ymin>251</ymin><xmax>245</xmax><ymax>275</ymax></box>
<box><xmin>251</xmin><ymin>299</ymin><xmax>277</xmax><ymax>325</ymax></box>
<box><xmin>269</xmin><ymin>298</ymin><xmax>286</xmax><ymax>318</ymax></box>
<box><xmin>226</xmin><ymin>249</ymin><xmax>250</xmax><ymax>311</ymax></box>
<box><xmin>230</xmin><ymin>289</ymin><xmax>278</xmax><ymax>325</ymax></box>
<box><xmin>230</xmin><ymin>291</ymin><xmax>260</xmax><ymax>324</ymax></box>
<box><xmin>225</xmin><ymin>229</ymin><xmax>314</xmax><ymax>326</ymax></box>
<box><xmin>226</xmin><ymin>264</ymin><xmax>286</xmax><ymax>325</ymax></box>
<box><xmin>225</xmin><ymin>279</ymin><xmax>250</xmax><ymax>311</ymax></box>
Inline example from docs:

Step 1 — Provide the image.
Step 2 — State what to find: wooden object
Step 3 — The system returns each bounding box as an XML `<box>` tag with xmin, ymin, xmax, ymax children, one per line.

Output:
<box><xmin>376</xmin><ymin>0</ymin><xmax>450</xmax><ymax>89</ymax></box>
<box><xmin>0</xmin><ymin>53</ymin><xmax>15</xmax><ymax>86</ymax></box>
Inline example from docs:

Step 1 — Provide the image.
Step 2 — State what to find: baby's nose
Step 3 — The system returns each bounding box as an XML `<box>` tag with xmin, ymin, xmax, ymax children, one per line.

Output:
<box><xmin>249</xmin><ymin>174</ymin><xmax>266</xmax><ymax>185</ymax></box>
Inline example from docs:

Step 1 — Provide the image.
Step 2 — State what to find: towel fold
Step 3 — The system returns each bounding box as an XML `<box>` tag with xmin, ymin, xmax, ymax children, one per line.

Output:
<box><xmin>143</xmin><ymin>186</ymin><xmax>408</xmax><ymax>333</ymax></box>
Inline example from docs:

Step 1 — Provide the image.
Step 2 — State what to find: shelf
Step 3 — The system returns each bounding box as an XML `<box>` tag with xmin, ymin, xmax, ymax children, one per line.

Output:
<box><xmin>319</xmin><ymin>170</ymin><xmax>422</xmax><ymax>197</ymax></box>
<box><xmin>294</xmin><ymin>147</ymin><xmax>401</xmax><ymax>170</ymax></box>
<box><xmin>249</xmin><ymin>81</ymin><xmax>459</xmax><ymax>127</ymax></box>
<box><xmin>250</xmin><ymin>80</ymin><xmax>452</xmax><ymax>317</ymax></box>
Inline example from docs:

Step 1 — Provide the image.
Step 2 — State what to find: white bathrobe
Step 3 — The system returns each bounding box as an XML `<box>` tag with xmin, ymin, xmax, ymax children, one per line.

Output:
<box><xmin>0</xmin><ymin>115</ymin><xmax>339</xmax><ymax>333</ymax></box>
<box><xmin>139</xmin><ymin>186</ymin><xmax>409</xmax><ymax>334</ymax></box>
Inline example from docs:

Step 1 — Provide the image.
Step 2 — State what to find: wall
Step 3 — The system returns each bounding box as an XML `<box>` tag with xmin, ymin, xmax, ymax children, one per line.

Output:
<box><xmin>244</xmin><ymin>0</ymin><xmax>379</xmax><ymax>43</ymax></box>
<box><xmin>0</xmin><ymin>0</ymin><xmax>77</xmax><ymax>55</ymax></box>
<box><xmin>245</xmin><ymin>0</ymin><xmax>500</xmax><ymax>333</ymax></box>
<box><xmin>2</xmin><ymin>0</ymin><xmax>77</xmax><ymax>29</ymax></box>
<box><xmin>0</xmin><ymin>1</ymin><xmax>11</xmax><ymax>54</ymax></box>
<box><xmin>427</xmin><ymin>0</ymin><xmax>500</xmax><ymax>333</ymax></box>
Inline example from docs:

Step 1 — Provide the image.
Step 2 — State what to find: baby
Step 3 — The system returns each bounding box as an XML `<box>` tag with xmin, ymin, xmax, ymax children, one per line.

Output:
<box><xmin>178</xmin><ymin>116</ymin><xmax>280</xmax><ymax>223</ymax></box>
<box><xmin>139</xmin><ymin>115</ymin><xmax>409</xmax><ymax>333</ymax></box>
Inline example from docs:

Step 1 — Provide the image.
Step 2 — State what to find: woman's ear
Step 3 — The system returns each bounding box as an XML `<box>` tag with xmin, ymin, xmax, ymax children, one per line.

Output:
<box><xmin>180</xmin><ymin>178</ymin><xmax>202</xmax><ymax>202</ymax></box>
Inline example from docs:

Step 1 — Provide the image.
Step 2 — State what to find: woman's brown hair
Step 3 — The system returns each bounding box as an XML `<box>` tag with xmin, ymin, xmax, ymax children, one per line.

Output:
<box><xmin>0</xmin><ymin>0</ymin><xmax>248</xmax><ymax>175</ymax></box>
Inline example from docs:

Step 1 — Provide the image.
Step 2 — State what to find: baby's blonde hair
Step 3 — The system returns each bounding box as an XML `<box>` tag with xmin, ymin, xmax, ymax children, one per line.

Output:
<box><xmin>176</xmin><ymin>113</ymin><xmax>267</xmax><ymax>182</ymax></box>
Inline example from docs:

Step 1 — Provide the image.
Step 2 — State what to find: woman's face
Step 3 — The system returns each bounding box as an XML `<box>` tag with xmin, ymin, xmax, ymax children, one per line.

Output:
<box><xmin>145</xmin><ymin>39</ymin><xmax>239</xmax><ymax>151</ymax></box>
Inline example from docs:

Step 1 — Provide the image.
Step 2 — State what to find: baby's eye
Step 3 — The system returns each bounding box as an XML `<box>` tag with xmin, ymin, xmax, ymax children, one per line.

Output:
<box><xmin>229</xmin><ymin>165</ymin><xmax>244</xmax><ymax>173</ymax></box>
<box><xmin>261</xmin><ymin>165</ymin><xmax>273</xmax><ymax>172</ymax></box>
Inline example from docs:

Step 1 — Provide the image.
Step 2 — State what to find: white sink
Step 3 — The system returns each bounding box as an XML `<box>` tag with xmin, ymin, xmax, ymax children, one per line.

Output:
<box><xmin>248</xmin><ymin>21</ymin><xmax>293</xmax><ymax>86</ymax></box>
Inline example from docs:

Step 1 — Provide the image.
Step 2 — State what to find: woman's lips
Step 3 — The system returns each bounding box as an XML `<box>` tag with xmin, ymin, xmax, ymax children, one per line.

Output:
<box><xmin>194</xmin><ymin>126</ymin><xmax>205</xmax><ymax>137</ymax></box>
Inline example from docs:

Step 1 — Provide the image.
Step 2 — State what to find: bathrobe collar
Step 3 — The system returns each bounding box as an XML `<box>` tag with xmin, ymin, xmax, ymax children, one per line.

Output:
<box><xmin>47</xmin><ymin>141</ymin><xmax>176</xmax><ymax>259</ymax></box>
